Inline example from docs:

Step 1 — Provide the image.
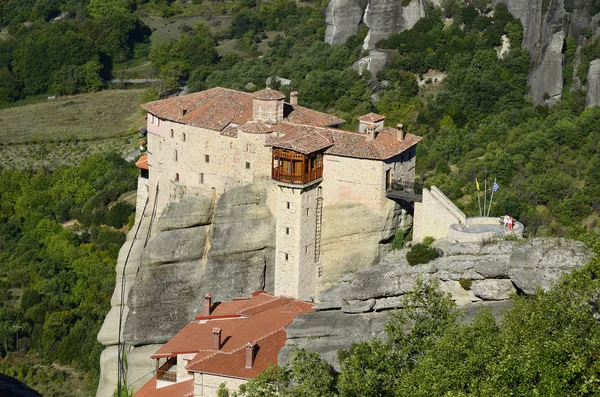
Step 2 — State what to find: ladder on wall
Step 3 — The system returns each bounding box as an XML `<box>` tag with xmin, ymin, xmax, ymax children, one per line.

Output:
<box><xmin>314</xmin><ymin>197</ymin><xmax>323</xmax><ymax>264</ymax></box>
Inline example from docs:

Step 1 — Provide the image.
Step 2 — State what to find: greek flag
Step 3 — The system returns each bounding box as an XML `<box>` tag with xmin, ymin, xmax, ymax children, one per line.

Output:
<box><xmin>493</xmin><ymin>182</ymin><xmax>500</xmax><ymax>192</ymax></box>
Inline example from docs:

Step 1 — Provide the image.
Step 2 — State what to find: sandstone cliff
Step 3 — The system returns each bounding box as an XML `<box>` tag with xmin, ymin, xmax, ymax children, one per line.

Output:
<box><xmin>96</xmin><ymin>183</ymin><xmax>276</xmax><ymax>396</ymax></box>
<box><xmin>279</xmin><ymin>238</ymin><xmax>592</xmax><ymax>369</ymax></box>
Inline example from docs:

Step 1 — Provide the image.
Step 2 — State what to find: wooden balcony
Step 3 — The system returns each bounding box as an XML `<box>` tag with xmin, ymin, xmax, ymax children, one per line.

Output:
<box><xmin>156</xmin><ymin>357</ymin><xmax>177</xmax><ymax>382</ymax></box>
<box><xmin>272</xmin><ymin>149</ymin><xmax>323</xmax><ymax>186</ymax></box>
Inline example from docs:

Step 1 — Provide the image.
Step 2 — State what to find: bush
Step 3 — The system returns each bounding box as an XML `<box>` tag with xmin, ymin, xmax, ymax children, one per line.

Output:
<box><xmin>392</xmin><ymin>230</ymin><xmax>405</xmax><ymax>250</ymax></box>
<box><xmin>406</xmin><ymin>243</ymin><xmax>439</xmax><ymax>266</ymax></box>
<box><xmin>458</xmin><ymin>278</ymin><xmax>472</xmax><ymax>290</ymax></box>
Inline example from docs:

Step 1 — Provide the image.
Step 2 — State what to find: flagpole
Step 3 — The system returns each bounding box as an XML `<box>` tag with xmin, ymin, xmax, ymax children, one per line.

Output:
<box><xmin>476</xmin><ymin>178</ymin><xmax>482</xmax><ymax>216</ymax></box>
<box><xmin>484</xmin><ymin>179</ymin><xmax>487</xmax><ymax>217</ymax></box>
<box><xmin>487</xmin><ymin>178</ymin><xmax>497</xmax><ymax>217</ymax></box>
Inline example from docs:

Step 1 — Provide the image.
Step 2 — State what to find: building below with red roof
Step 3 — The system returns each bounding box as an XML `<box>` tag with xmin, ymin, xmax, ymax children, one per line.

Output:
<box><xmin>133</xmin><ymin>291</ymin><xmax>313</xmax><ymax>397</ymax></box>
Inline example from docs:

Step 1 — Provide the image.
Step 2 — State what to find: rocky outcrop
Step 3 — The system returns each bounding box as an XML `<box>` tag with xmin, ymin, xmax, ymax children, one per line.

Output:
<box><xmin>318</xmin><ymin>200</ymin><xmax>411</xmax><ymax>292</ymax></box>
<box><xmin>280</xmin><ymin>238</ymin><xmax>592</xmax><ymax>370</ymax></box>
<box><xmin>586</xmin><ymin>59</ymin><xmax>600</xmax><ymax>106</ymax></box>
<box><xmin>325</xmin><ymin>0</ymin><xmax>369</xmax><ymax>45</ymax></box>
<box><xmin>324</xmin><ymin>0</ymin><xmax>425</xmax><ymax>49</ymax></box>
<box><xmin>528</xmin><ymin>31</ymin><xmax>566</xmax><ymax>105</ymax></box>
<box><xmin>96</xmin><ymin>182</ymin><xmax>275</xmax><ymax>397</ymax></box>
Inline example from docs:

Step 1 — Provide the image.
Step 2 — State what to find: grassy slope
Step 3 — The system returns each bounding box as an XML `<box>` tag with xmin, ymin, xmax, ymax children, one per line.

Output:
<box><xmin>0</xmin><ymin>89</ymin><xmax>145</xmax><ymax>143</ymax></box>
<box><xmin>0</xmin><ymin>89</ymin><xmax>145</xmax><ymax>169</ymax></box>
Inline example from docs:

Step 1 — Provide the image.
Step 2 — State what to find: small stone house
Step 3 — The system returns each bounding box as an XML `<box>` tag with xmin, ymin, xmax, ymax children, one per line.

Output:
<box><xmin>136</xmin><ymin>87</ymin><xmax>422</xmax><ymax>300</ymax></box>
<box><xmin>133</xmin><ymin>291</ymin><xmax>313</xmax><ymax>397</ymax></box>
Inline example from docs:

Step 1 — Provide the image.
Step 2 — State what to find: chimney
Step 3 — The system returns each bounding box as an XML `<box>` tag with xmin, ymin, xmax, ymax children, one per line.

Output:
<box><xmin>203</xmin><ymin>292</ymin><xmax>212</xmax><ymax>316</ymax></box>
<box><xmin>180</xmin><ymin>108</ymin><xmax>187</xmax><ymax>118</ymax></box>
<box><xmin>212</xmin><ymin>327</ymin><xmax>222</xmax><ymax>350</ymax></box>
<box><xmin>245</xmin><ymin>342</ymin><xmax>255</xmax><ymax>369</ymax></box>
<box><xmin>366</xmin><ymin>124</ymin><xmax>376</xmax><ymax>140</ymax></box>
<box><xmin>397</xmin><ymin>123</ymin><xmax>405</xmax><ymax>142</ymax></box>
<box><xmin>290</xmin><ymin>91</ymin><xmax>298</xmax><ymax>106</ymax></box>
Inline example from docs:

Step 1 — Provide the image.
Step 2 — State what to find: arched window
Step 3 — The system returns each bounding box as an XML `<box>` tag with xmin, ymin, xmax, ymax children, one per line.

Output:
<box><xmin>258</xmin><ymin>106</ymin><xmax>262</xmax><ymax>118</ymax></box>
<box><xmin>170</xmin><ymin>129</ymin><xmax>174</xmax><ymax>138</ymax></box>
<box><xmin>175</xmin><ymin>173</ymin><xmax>179</xmax><ymax>182</ymax></box>
<box><xmin>174</xmin><ymin>150</ymin><xmax>178</xmax><ymax>161</ymax></box>
<box><xmin>182</xmin><ymin>133</ymin><xmax>186</xmax><ymax>142</ymax></box>
<box><xmin>268</xmin><ymin>108</ymin><xmax>272</xmax><ymax>121</ymax></box>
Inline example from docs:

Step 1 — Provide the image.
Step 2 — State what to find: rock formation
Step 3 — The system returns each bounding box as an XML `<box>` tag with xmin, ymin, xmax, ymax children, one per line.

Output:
<box><xmin>324</xmin><ymin>0</ymin><xmax>425</xmax><ymax>49</ymax></box>
<box><xmin>96</xmin><ymin>183</ymin><xmax>276</xmax><ymax>396</ymax></box>
<box><xmin>279</xmin><ymin>238</ymin><xmax>592</xmax><ymax>370</ymax></box>
<box><xmin>586</xmin><ymin>59</ymin><xmax>600</xmax><ymax>106</ymax></box>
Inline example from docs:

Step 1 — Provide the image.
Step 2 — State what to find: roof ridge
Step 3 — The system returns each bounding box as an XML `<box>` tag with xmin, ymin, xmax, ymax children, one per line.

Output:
<box><xmin>187</xmin><ymin>328</ymin><xmax>287</xmax><ymax>369</ymax></box>
<box><xmin>237</xmin><ymin>296</ymin><xmax>290</xmax><ymax>316</ymax></box>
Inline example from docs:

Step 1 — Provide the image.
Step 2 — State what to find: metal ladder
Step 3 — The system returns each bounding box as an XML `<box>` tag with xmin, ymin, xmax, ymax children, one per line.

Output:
<box><xmin>314</xmin><ymin>196</ymin><xmax>323</xmax><ymax>264</ymax></box>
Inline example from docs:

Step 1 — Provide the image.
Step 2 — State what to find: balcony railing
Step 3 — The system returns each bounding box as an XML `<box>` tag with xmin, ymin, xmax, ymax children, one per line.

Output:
<box><xmin>272</xmin><ymin>149</ymin><xmax>323</xmax><ymax>186</ymax></box>
<box><xmin>157</xmin><ymin>357</ymin><xmax>177</xmax><ymax>382</ymax></box>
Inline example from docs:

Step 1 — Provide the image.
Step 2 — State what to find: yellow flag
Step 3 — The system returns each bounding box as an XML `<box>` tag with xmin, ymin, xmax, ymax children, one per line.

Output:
<box><xmin>476</xmin><ymin>178</ymin><xmax>480</xmax><ymax>191</ymax></box>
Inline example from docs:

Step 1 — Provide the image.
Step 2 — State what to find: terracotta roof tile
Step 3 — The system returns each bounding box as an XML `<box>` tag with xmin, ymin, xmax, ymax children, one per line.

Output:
<box><xmin>269</xmin><ymin>123</ymin><xmax>334</xmax><ymax>154</ymax></box>
<box><xmin>239</xmin><ymin>122</ymin><xmax>274</xmax><ymax>134</ymax></box>
<box><xmin>186</xmin><ymin>329</ymin><xmax>287</xmax><ymax>379</ymax></box>
<box><xmin>358</xmin><ymin>113</ymin><xmax>386</xmax><ymax>123</ymax></box>
<box><xmin>326</xmin><ymin>127</ymin><xmax>422</xmax><ymax>160</ymax></box>
<box><xmin>151</xmin><ymin>291</ymin><xmax>313</xmax><ymax>381</ymax></box>
<box><xmin>135</xmin><ymin>153</ymin><xmax>148</xmax><ymax>170</ymax></box>
<box><xmin>133</xmin><ymin>378</ymin><xmax>192</xmax><ymax>397</ymax></box>
<box><xmin>220</xmin><ymin>123</ymin><xmax>239</xmax><ymax>138</ymax></box>
<box><xmin>252</xmin><ymin>88</ymin><xmax>285</xmax><ymax>101</ymax></box>
<box><xmin>142</xmin><ymin>87</ymin><xmax>253</xmax><ymax>132</ymax></box>
<box><xmin>141</xmin><ymin>87</ymin><xmax>342</xmax><ymax>131</ymax></box>
<box><xmin>284</xmin><ymin>104</ymin><xmax>344</xmax><ymax>127</ymax></box>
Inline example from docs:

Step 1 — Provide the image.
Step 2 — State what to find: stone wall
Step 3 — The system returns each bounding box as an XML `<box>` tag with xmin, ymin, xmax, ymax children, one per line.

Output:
<box><xmin>413</xmin><ymin>186</ymin><xmax>466</xmax><ymax>243</ymax></box>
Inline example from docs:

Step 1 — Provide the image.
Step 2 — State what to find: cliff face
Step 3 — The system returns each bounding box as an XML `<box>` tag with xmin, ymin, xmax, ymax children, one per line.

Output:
<box><xmin>280</xmin><ymin>238</ymin><xmax>592</xmax><ymax>370</ymax></box>
<box><xmin>96</xmin><ymin>182</ymin><xmax>276</xmax><ymax>397</ymax></box>
<box><xmin>327</xmin><ymin>0</ymin><xmax>600</xmax><ymax>105</ymax></box>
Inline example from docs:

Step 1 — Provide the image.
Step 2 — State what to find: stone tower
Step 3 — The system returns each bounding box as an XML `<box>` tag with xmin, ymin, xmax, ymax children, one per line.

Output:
<box><xmin>273</xmin><ymin>182</ymin><xmax>321</xmax><ymax>301</ymax></box>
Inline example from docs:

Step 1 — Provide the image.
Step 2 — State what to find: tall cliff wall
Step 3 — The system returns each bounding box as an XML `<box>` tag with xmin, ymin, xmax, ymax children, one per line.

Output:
<box><xmin>326</xmin><ymin>0</ymin><xmax>600</xmax><ymax>105</ymax></box>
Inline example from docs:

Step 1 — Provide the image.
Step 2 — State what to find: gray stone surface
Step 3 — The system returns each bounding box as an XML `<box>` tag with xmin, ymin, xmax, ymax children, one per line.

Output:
<box><xmin>528</xmin><ymin>31</ymin><xmax>565</xmax><ymax>105</ymax></box>
<box><xmin>352</xmin><ymin>50</ymin><xmax>390</xmax><ymax>81</ymax></box>
<box><xmin>586</xmin><ymin>59</ymin><xmax>600</xmax><ymax>107</ymax></box>
<box><xmin>362</xmin><ymin>0</ymin><xmax>425</xmax><ymax>49</ymax></box>
<box><xmin>144</xmin><ymin>226</ymin><xmax>209</xmax><ymax>265</ymax></box>
<box><xmin>471</xmin><ymin>279</ymin><xmax>516</xmax><ymax>300</ymax></box>
<box><xmin>156</xmin><ymin>194</ymin><xmax>212</xmax><ymax>231</ymax></box>
<box><xmin>324</xmin><ymin>0</ymin><xmax>369</xmax><ymax>45</ymax></box>
<box><xmin>283</xmin><ymin>237</ymin><xmax>592</xmax><ymax>370</ymax></box>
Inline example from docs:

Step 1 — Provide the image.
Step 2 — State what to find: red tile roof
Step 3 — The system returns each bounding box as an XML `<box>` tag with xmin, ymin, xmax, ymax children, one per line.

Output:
<box><xmin>150</xmin><ymin>292</ymin><xmax>313</xmax><ymax>380</ymax></box>
<box><xmin>240</xmin><ymin>122</ymin><xmax>274</xmax><ymax>134</ymax></box>
<box><xmin>252</xmin><ymin>88</ymin><xmax>285</xmax><ymax>101</ymax></box>
<box><xmin>133</xmin><ymin>378</ymin><xmax>192</xmax><ymax>397</ymax></box>
<box><xmin>142</xmin><ymin>87</ymin><xmax>342</xmax><ymax>131</ymax></box>
<box><xmin>135</xmin><ymin>153</ymin><xmax>148</xmax><ymax>170</ymax></box>
<box><xmin>269</xmin><ymin>124</ymin><xmax>422</xmax><ymax>159</ymax></box>
<box><xmin>358</xmin><ymin>113</ymin><xmax>385</xmax><ymax>123</ymax></box>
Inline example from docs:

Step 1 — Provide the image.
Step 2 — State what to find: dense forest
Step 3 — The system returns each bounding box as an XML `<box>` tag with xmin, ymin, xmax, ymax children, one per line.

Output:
<box><xmin>0</xmin><ymin>153</ymin><xmax>137</xmax><ymax>394</ymax></box>
<box><xmin>1</xmin><ymin>0</ymin><xmax>600</xmax><ymax>395</ymax></box>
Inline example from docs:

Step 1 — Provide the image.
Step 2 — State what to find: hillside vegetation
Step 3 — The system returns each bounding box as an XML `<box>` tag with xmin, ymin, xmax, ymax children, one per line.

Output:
<box><xmin>0</xmin><ymin>153</ymin><xmax>138</xmax><ymax>395</ymax></box>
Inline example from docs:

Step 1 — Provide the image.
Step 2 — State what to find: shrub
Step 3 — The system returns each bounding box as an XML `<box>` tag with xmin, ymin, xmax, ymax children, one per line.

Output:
<box><xmin>392</xmin><ymin>230</ymin><xmax>405</xmax><ymax>250</ymax></box>
<box><xmin>406</xmin><ymin>243</ymin><xmax>439</xmax><ymax>266</ymax></box>
<box><xmin>458</xmin><ymin>278</ymin><xmax>472</xmax><ymax>290</ymax></box>
<box><xmin>422</xmin><ymin>236</ymin><xmax>435</xmax><ymax>246</ymax></box>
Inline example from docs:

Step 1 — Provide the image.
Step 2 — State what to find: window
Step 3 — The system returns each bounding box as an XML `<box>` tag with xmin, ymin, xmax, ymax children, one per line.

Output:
<box><xmin>174</xmin><ymin>150</ymin><xmax>178</xmax><ymax>161</ymax></box>
<box><xmin>305</xmin><ymin>245</ymin><xmax>309</xmax><ymax>254</ymax></box>
<box><xmin>182</xmin><ymin>133</ymin><xmax>186</xmax><ymax>142</ymax></box>
<box><xmin>306</xmin><ymin>208</ymin><xmax>309</xmax><ymax>216</ymax></box>
<box><xmin>174</xmin><ymin>173</ymin><xmax>179</xmax><ymax>182</ymax></box>
<box><xmin>205</xmin><ymin>155</ymin><xmax>210</xmax><ymax>163</ymax></box>
<box><xmin>284</xmin><ymin>253</ymin><xmax>289</xmax><ymax>261</ymax></box>
<box><xmin>157</xmin><ymin>118</ymin><xmax>160</xmax><ymax>126</ymax></box>
<box><xmin>149</xmin><ymin>114</ymin><xmax>154</xmax><ymax>123</ymax></box>
<box><xmin>286</xmin><ymin>202</ymin><xmax>290</xmax><ymax>209</ymax></box>
<box><xmin>200</xmin><ymin>173</ymin><xmax>204</xmax><ymax>184</ymax></box>
<box><xmin>258</xmin><ymin>106</ymin><xmax>262</xmax><ymax>118</ymax></box>
<box><xmin>268</xmin><ymin>108</ymin><xmax>272</xmax><ymax>121</ymax></box>
<box><xmin>170</xmin><ymin>129</ymin><xmax>174</xmax><ymax>138</ymax></box>
<box><xmin>246</xmin><ymin>162</ymin><xmax>250</xmax><ymax>169</ymax></box>
<box><xmin>285</xmin><ymin>227</ymin><xmax>290</xmax><ymax>235</ymax></box>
